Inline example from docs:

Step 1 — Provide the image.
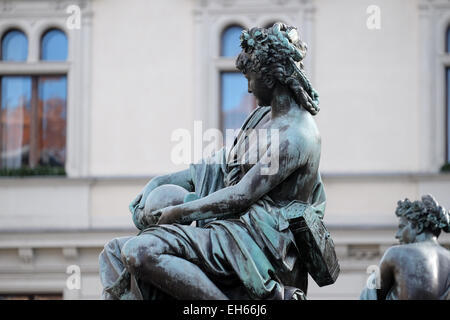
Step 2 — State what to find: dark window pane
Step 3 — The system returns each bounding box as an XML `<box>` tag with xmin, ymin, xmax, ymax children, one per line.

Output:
<box><xmin>1</xmin><ymin>30</ymin><xmax>28</xmax><ymax>61</ymax></box>
<box><xmin>221</xmin><ymin>72</ymin><xmax>256</xmax><ymax>132</ymax></box>
<box><xmin>38</xmin><ymin>76</ymin><xmax>67</xmax><ymax>167</ymax></box>
<box><xmin>1</xmin><ymin>76</ymin><xmax>32</xmax><ymax>168</ymax></box>
<box><xmin>41</xmin><ymin>29</ymin><xmax>68</xmax><ymax>61</ymax></box>
<box><xmin>221</xmin><ymin>26</ymin><xmax>243</xmax><ymax>57</ymax></box>
<box><xmin>448</xmin><ymin>68</ymin><xmax>450</xmax><ymax>161</ymax></box>
<box><xmin>447</xmin><ymin>27</ymin><xmax>450</xmax><ymax>53</ymax></box>
<box><xmin>0</xmin><ymin>293</ymin><xmax>62</xmax><ymax>300</ymax></box>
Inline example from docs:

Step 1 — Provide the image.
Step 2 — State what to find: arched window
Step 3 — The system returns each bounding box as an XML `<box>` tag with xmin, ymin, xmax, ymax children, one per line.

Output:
<box><xmin>41</xmin><ymin>29</ymin><xmax>68</xmax><ymax>61</ymax></box>
<box><xmin>0</xmin><ymin>28</ymin><xmax>67</xmax><ymax>172</ymax></box>
<box><xmin>218</xmin><ymin>25</ymin><xmax>257</xmax><ymax>133</ymax></box>
<box><xmin>221</xmin><ymin>25</ymin><xmax>243</xmax><ymax>57</ymax></box>
<box><xmin>1</xmin><ymin>30</ymin><xmax>31</xmax><ymax>169</ymax></box>
<box><xmin>447</xmin><ymin>26</ymin><xmax>450</xmax><ymax>163</ymax></box>
<box><xmin>447</xmin><ymin>27</ymin><xmax>450</xmax><ymax>53</ymax></box>
<box><xmin>38</xmin><ymin>29</ymin><xmax>67</xmax><ymax>168</ymax></box>
<box><xmin>447</xmin><ymin>69</ymin><xmax>450</xmax><ymax>162</ymax></box>
<box><xmin>220</xmin><ymin>72</ymin><xmax>256</xmax><ymax>131</ymax></box>
<box><xmin>1</xmin><ymin>29</ymin><xmax>28</xmax><ymax>61</ymax></box>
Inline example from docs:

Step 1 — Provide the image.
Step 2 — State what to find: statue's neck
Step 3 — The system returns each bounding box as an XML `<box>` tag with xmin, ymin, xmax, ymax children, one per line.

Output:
<box><xmin>413</xmin><ymin>232</ymin><xmax>438</xmax><ymax>244</ymax></box>
<box><xmin>270</xmin><ymin>85</ymin><xmax>302</xmax><ymax>119</ymax></box>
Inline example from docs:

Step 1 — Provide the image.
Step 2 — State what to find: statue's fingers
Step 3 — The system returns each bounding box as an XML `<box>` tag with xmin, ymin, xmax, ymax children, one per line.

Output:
<box><xmin>133</xmin><ymin>193</ymin><xmax>143</xmax><ymax>209</ymax></box>
<box><xmin>140</xmin><ymin>185</ymin><xmax>154</xmax><ymax>208</ymax></box>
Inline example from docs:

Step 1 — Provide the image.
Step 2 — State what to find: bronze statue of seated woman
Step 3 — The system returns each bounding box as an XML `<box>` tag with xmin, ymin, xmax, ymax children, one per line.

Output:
<box><xmin>361</xmin><ymin>194</ymin><xmax>450</xmax><ymax>300</ymax></box>
<box><xmin>99</xmin><ymin>23</ymin><xmax>338</xmax><ymax>300</ymax></box>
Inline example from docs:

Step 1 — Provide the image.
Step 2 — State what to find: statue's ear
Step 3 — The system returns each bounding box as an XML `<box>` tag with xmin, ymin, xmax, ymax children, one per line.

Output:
<box><xmin>263</xmin><ymin>75</ymin><xmax>275</xmax><ymax>89</ymax></box>
<box><xmin>415</xmin><ymin>222</ymin><xmax>424</xmax><ymax>234</ymax></box>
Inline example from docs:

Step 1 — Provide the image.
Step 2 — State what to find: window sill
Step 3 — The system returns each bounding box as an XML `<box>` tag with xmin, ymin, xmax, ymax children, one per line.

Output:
<box><xmin>0</xmin><ymin>166</ymin><xmax>66</xmax><ymax>177</ymax></box>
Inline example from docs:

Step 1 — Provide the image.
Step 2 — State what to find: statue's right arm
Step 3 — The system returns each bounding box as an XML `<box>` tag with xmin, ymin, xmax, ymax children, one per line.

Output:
<box><xmin>129</xmin><ymin>168</ymin><xmax>194</xmax><ymax>215</ymax></box>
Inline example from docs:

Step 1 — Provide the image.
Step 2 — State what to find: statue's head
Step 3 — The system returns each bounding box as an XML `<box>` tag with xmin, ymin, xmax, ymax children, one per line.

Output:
<box><xmin>236</xmin><ymin>23</ymin><xmax>319</xmax><ymax>115</ymax></box>
<box><xmin>394</xmin><ymin>194</ymin><xmax>450</xmax><ymax>244</ymax></box>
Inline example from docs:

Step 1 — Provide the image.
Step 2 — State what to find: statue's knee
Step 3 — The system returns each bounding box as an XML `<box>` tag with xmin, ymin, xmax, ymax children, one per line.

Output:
<box><xmin>104</xmin><ymin>236</ymin><xmax>130</xmax><ymax>253</ymax></box>
<box><xmin>121</xmin><ymin>238</ymin><xmax>141</xmax><ymax>271</ymax></box>
<box><xmin>100</xmin><ymin>238</ymin><xmax>121</xmax><ymax>262</ymax></box>
<box><xmin>121</xmin><ymin>235</ymin><xmax>163</xmax><ymax>271</ymax></box>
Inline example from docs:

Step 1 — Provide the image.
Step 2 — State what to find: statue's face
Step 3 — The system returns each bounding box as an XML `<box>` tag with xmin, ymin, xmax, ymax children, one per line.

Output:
<box><xmin>245</xmin><ymin>71</ymin><xmax>273</xmax><ymax>107</ymax></box>
<box><xmin>395</xmin><ymin>216</ymin><xmax>417</xmax><ymax>244</ymax></box>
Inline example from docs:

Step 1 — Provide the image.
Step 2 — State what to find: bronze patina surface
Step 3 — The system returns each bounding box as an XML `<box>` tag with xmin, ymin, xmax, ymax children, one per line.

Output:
<box><xmin>361</xmin><ymin>195</ymin><xmax>450</xmax><ymax>300</ymax></box>
<box><xmin>99</xmin><ymin>23</ymin><xmax>339</xmax><ymax>300</ymax></box>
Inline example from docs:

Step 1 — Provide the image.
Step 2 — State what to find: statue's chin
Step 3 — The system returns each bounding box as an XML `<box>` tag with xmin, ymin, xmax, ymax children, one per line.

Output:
<box><xmin>257</xmin><ymin>100</ymin><xmax>270</xmax><ymax>107</ymax></box>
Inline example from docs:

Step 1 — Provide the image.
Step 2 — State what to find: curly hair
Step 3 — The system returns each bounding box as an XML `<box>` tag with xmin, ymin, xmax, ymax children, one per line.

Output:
<box><xmin>395</xmin><ymin>194</ymin><xmax>450</xmax><ymax>237</ymax></box>
<box><xmin>235</xmin><ymin>22</ymin><xmax>320</xmax><ymax>115</ymax></box>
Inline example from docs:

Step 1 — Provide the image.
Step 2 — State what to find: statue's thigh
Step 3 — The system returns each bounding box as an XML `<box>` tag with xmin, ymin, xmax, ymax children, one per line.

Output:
<box><xmin>122</xmin><ymin>225</ymin><xmax>214</xmax><ymax>265</ymax></box>
<box><xmin>101</xmin><ymin>236</ymin><xmax>135</xmax><ymax>263</ymax></box>
<box><xmin>121</xmin><ymin>233</ymin><xmax>173</xmax><ymax>262</ymax></box>
<box><xmin>105</xmin><ymin>236</ymin><xmax>134</xmax><ymax>252</ymax></box>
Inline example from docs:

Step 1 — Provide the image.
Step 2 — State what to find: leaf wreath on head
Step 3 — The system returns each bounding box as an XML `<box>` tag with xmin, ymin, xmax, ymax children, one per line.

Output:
<box><xmin>395</xmin><ymin>195</ymin><xmax>450</xmax><ymax>235</ymax></box>
<box><xmin>236</xmin><ymin>23</ymin><xmax>320</xmax><ymax>115</ymax></box>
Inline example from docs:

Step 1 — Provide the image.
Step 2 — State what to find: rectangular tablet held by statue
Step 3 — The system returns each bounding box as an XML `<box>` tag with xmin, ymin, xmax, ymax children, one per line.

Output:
<box><xmin>282</xmin><ymin>201</ymin><xmax>340</xmax><ymax>287</ymax></box>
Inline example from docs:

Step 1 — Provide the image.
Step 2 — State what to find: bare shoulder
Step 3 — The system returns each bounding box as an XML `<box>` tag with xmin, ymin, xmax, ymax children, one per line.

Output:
<box><xmin>382</xmin><ymin>244</ymin><xmax>419</xmax><ymax>265</ymax></box>
<box><xmin>381</xmin><ymin>246</ymin><xmax>400</xmax><ymax>264</ymax></box>
<box><xmin>281</xmin><ymin>118</ymin><xmax>320</xmax><ymax>153</ymax></box>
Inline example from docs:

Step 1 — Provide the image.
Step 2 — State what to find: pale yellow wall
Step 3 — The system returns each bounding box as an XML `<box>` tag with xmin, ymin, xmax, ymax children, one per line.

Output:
<box><xmin>314</xmin><ymin>0</ymin><xmax>421</xmax><ymax>173</ymax></box>
<box><xmin>89</xmin><ymin>0</ymin><xmax>423</xmax><ymax>177</ymax></box>
<box><xmin>90</xmin><ymin>0</ymin><xmax>195</xmax><ymax>176</ymax></box>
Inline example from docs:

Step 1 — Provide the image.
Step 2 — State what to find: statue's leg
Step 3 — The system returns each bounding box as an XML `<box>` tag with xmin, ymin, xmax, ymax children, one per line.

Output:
<box><xmin>121</xmin><ymin>233</ymin><xmax>229</xmax><ymax>300</ymax></box>
<box><xmin>99</xmin><ymin>236</ymin><xmax>133</xmax><ymax>299</ymax></box>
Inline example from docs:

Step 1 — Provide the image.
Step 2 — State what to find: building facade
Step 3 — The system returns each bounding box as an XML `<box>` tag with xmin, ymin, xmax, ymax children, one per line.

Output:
<box><xmin>0</xmin><ymin>0</ymin><xmax>449</xmax><ymax>299</ymax></box>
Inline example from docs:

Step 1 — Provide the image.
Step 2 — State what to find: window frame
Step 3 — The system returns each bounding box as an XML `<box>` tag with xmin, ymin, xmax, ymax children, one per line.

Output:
<box><xmin>219</xmin><ymin>70</ymin><xmax>257</xmax><ymax>133</ymax></box>
<box><xmin>219</xmin><ymin>24</ymin><xmax>244</xmax><ymax>58</ymax></box>
<box><xmin>0</xmin><ymin>27</ymin><xmax>68</xmax><ymax>171</ymax></box>
<box><xmin>193</xmin><ymin>0</ymin><xmax>314</xmax><ymax>134</ymax></box>
<box><xmin>446</xmin><ymin>27</ymin><xmax>450</xmax><ymax>163</ymax></box>
<box><xmin>447</xmin><ymin>66</ymin><xmax>449</xmax><ymax>163</ymax></box>
<box><xmin>40</xmin><ymin>28</ymin><xmax>68</xmax><ymax>61</ymax></box>
<box><xmin>0</xmin><ymin>0</ymin><xmax>92</xmax><ymax>177</ymax></box>
<box><xmin>0</xmin><ymin>73</ymin><xmax>68</xmax><ymax>170</ymax></box>
<box><xmin>0</xmin><ymin>28</ymin><xmax>29</xmax><ymax>62</ymax></box>
<box><xmin>217</xmin><ymin>24</ymin><xmax>252</xmax><ymax>133</ymax></box>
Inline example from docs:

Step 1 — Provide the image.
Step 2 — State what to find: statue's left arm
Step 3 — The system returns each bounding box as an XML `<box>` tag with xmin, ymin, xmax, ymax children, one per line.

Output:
<box><xmin>376</xmin><ymin>247</ymin><xmax>396</xmax><ymax>300</ymax></box>
<box><xmin>157</xmin><ymin>139</ymin><xmax>307</xmax><ymax>225</ymax></box>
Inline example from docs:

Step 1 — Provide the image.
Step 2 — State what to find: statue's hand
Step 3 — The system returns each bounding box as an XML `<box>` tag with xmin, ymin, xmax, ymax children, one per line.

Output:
<box><xmin>156</xmin><ymin>206</ymin><xmax>180</xmax><ymax>225</ymax></box>
<box><xmin>129</xmin><ymin>192</ymin><xmax>143</xmax><ymax>215</ymax></box>
<box><xmin>129</xmin><ymin>180</ymin><xmax>158</xmax><ymax>215</ymax></box>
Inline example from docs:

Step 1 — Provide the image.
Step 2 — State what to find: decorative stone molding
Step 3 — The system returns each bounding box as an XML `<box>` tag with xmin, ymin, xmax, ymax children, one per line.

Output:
<box><xmin>18</xmin><ymin>247</ymin><xmax>34</xmax><ymax>264</ymax></box>
<box><xmin>0</xmin><ymin>229</ymin><xmax>448</xmax><ymax>298</ymax></box>
<box><xmin>62</xmin><ymin>247</ymin><xmax>78</xmax><ymax>260</ymax></box>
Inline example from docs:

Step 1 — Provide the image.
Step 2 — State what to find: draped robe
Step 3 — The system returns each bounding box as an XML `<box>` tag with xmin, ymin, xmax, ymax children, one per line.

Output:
<box><xmin>99</xmin><ymin>106</ymin><xmax>326</xmax><ymax>300</ymax></box>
